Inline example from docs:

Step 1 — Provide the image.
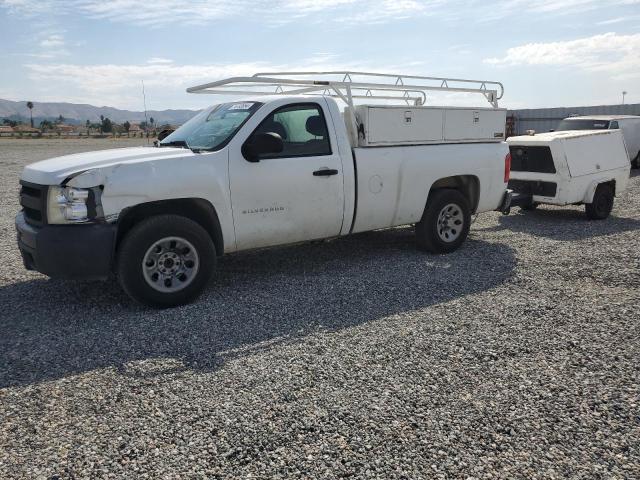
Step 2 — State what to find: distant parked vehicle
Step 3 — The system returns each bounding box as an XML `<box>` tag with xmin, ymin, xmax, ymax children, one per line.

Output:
<box><xmin>157</xmin><ymin>128</ymin><xmax>175</xmax><ymax>141</ymax></box>
<box><xmin>506</xmin><ymin>130</ymin><xmax>630</xmax><ymax>219</ymax></box>
<box><xmin>556</xmin><ymin>115</ymin><xmax>640</xmax><ymax>168</ymax></box>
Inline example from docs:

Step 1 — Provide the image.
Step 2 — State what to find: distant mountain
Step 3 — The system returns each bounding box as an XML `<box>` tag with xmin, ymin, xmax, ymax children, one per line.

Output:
<box><xmin>0</xmin><ymin>99</ymin><xmax>199</xmax><ymax>126</ymax></box>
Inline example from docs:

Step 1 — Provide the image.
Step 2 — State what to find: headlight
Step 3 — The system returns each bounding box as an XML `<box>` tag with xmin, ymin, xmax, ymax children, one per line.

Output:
<box><xmin>47</xmin><ymin>186</ymin><xmax>91</xmax><ymax>224</ymax></box>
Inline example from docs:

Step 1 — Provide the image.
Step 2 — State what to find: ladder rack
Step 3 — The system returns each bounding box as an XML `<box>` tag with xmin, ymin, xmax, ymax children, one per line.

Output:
<box><xmin>186</xmin><ymin>71</ymin><xmax>504</xmax><ymax>109</ymax></box>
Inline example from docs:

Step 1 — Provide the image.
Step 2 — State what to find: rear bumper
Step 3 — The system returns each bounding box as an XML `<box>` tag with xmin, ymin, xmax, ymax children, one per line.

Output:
<box><xmin>508</xmin><ymin>179</ymin><xmax>558</xmax><ymax>198</ymax></box>
<box><xmin>496</xmin><ymin>190</ymin><xmax>513</xmax><ymax>214</ymax></box>
<box><xmin>16</xmin><ymin>211</ymin><xmax>117</xmax><ymax>280</ymax></box>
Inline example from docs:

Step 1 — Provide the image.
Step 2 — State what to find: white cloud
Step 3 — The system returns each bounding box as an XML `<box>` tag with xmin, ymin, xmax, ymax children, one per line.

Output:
<box><xmin>39</xmin><ymin>33</ymin><xmax>64</xmax><ymax>48</ymax></box>
<box><xmin>21</xmin><ymin>56</ymin><xmax>489</xmax><ymax>109</ymax></box>
<box><xmin>501</xmin><ymin>0</ymin><xmax>640</xmax><ymax>14</ymax></box>
<box><xmin>1</xmin><ymin>0</ymin><xmax>435</xmax><ymax>26</ymax></box>
<box><xmin>147</xmin><ymin>57</ymin><xmax>174</xmax><ymax>65</ymax></box>
<box><xmin>597</xmin><ymin>14</ymin><xmax>640</xmax><ymax>25</ymax></box>
<box><xmin>484</xmin><ymin>32</ymin><xmax>640</xmax><ymax>80</ymax></box>
<box><xmin>2</xmin><ymin>0</ymin><xmax>639</xmax><ymax>26</ymax></box>
<box><xmin>23</xmin><ymin>61</ymin><xmax>272</xmax><ymax>108</ymax></box>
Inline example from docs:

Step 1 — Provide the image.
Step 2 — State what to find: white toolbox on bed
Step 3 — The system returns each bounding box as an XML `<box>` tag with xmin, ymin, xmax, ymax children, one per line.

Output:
<box><xmin>356</xmin><ymin>105</ymin><xmax>507</xmax><ymax>147</ymax></box>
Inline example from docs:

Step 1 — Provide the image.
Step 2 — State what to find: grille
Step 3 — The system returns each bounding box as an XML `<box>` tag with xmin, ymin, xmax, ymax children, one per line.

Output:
<box><xmin>19</xmin><ymin>181</ymin><xmax>48</xmax><ymax>226</ymax></box>
<box><xmin>508</xmin><ymin>179</ymin><xmax>557</xmax><ymax>197</ymax></box>
<box><xmin>509</xmin><ymin>145</ymin><xmax>556</xmax><ymax>174</ymax></box>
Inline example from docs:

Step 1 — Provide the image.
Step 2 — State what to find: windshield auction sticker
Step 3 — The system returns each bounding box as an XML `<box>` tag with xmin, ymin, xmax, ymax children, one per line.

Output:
<box><xmin>229</xmin><ymin>103</ymin><xmax>256</xmax><ymax>110</ymax></box>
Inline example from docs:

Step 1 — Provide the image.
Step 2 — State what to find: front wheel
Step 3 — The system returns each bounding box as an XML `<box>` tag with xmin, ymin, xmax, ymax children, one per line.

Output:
<box><xmin>415</xmin><ymin>189</ymin><xmax>471</xmax><ymax>253</ymax></box>
<box><xmin>117</xmin><ymin>214</ymin><xmax>216</xmax><ymax>307</ymax></box>
<box><xmin>585</xmin><ymin>184</ymin><xmax>614</xmax><ymax>220</ymax></box>
<box><xmin>632</xmin><ymin>153</ymin><xmax>640</xmax><ymax>169</ymax></box>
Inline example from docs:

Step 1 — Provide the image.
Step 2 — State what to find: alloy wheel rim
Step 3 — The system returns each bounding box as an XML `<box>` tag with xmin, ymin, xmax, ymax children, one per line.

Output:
<box><xmin>142</xmin><ymin>236</ymin><xmax>200</xmax><ymax>293</ymax></box>
<box><xmin>437</xmin><ymin>203</ymin><xmax>464</xmax><ymax>243</ymax></box>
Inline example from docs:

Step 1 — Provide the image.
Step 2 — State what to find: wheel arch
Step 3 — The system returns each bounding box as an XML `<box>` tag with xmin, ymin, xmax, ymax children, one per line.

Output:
<box><xmin>583</xmin><ymin>179</ymin><xmax>616</xmax><ymax>204</ymax></box>
<box><xmin>427</xmin><ymin>175</ymin><xmax>480</xmax><ymax>213</ymax></box>
<box><xmin>115</xmin><ymin>198</ymin><xmax>224</xmax><ymax>256</ymax></box>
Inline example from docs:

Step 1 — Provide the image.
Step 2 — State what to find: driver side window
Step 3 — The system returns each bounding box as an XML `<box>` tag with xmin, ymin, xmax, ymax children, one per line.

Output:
<box><xmin>251</xmin><ymin>103</ymin><xmax>332</xmax><ymax>159</ymax></box>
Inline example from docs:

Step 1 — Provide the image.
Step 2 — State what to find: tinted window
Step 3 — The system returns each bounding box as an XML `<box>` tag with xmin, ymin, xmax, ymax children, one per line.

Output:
<box><xmin>556</xmin><ymin>119</ymin><xmax>610</xmax><ymax>131</ymax></box>
<box><xmin>509</xmin><ymin>145</ymin><xmax>556</xmax><ymax>173</ymax></box>
<box><xmin>609</xmin><ymin>121</ymin><xmax>619</xmax><ymax>129</ymax></box>
<box><xmin>251</xmin><ymin>104</ymin><xmax>331</xmax><ymax>159</ymax></box>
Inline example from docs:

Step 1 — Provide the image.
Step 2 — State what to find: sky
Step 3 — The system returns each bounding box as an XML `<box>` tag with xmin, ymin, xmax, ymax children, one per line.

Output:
<box><xmin>0</xmin><ymin>0</ymin><xmax>639</xmax><ymax>112</ymax></box>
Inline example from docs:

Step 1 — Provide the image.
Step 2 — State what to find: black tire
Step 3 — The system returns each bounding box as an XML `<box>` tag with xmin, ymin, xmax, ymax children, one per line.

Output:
<box><xmin>117</xmin><ymin>214</ymin><xmax>216</xmax><ymax>308</ymax></box>
<box><xmin>585</xmin><ymin>184</ymin><xmax>614</xmax><ymax>220</ymax></box>
<box><xmin>632</xmin><ymin>153</ymin><xmax>640</xmax><ymax>169</ymax></box>
<box><xmin>521</xmin><ymin>202</ymin><xmax>539</xmax><ymax>211</ymax></box>
<box><xmin>415</xmin><ymin>189</ymin><xmax>471</xmax><ymax>253</ymax></box>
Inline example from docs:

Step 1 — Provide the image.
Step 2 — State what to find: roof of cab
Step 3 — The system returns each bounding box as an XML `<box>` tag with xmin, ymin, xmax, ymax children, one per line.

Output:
<box><xmin>563</xmin><ymin>115</ymin><xmax>640</xmax><ymax>121</ymax></box>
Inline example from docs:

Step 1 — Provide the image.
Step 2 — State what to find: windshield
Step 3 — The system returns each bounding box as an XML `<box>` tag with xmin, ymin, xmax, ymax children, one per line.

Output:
<box><xmin>160</xmin><ymin>101</ymin><xmax>262</xmax><ymax>151</ymax></box>
<box><xmin>556</xmin><ymin>119</ymin><xmax>611</xmax><ymax>131</ymax></box>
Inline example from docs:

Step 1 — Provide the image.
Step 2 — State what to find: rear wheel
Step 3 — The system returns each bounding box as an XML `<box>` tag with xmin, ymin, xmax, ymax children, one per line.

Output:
<box><xmin>416</xmin><ymin>189</ymin><xmax>471</xmax><ymax>253</ymax></box>
<box><xmin>117</xmin><ymin>214</ymin><xmax>216</xmax><ymax>307</ymax></box>
<box><xmin>585</xmin><ymin>184</ymin><xmax>614</xmax><ymax>220</ymax></box>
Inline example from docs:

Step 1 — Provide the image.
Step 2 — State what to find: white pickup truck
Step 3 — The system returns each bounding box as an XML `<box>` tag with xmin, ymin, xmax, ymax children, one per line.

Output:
<box><xmin>16</xmin><ymin>72</ymin><xmax>512</xmax><ymax>307</ymax></box>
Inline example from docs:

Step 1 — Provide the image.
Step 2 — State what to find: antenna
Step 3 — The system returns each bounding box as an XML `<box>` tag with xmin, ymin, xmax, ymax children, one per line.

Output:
<box><xmin>142</xmin><ymin>80</ymin><xmax>149</xmax><ymax>145</ymax></box>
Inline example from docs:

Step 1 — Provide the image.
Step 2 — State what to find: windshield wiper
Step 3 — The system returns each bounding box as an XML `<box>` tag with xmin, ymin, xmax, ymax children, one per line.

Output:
<box><xmin>159</xmin><ymin>139</ymin><xmax>201</xmax><ymax>154</ymax></box>
<box><xmin>159</xmin><ymin>140</ymin><xmax>189</xmax><ymax>148</ymax></box>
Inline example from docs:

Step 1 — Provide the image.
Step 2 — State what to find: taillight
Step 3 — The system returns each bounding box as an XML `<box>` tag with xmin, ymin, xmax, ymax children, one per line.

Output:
<box><xmin>504</xmin><ymin>152</ymin><xmax>511</xmax><ymax>183</ymax></box>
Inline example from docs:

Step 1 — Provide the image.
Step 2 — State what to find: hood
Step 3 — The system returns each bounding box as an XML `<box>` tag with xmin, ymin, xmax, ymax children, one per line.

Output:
<box><xmin>21</xmin><ymin>146</ymin><xmax>196</xmax><ymax>185</ymax></box>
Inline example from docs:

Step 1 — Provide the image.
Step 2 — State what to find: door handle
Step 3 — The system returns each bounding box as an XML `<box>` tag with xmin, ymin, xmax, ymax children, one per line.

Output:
<box><xmin>313</xmin><ymin>168</ymin><xmax>339</xmax><ymax>176</ymax></box>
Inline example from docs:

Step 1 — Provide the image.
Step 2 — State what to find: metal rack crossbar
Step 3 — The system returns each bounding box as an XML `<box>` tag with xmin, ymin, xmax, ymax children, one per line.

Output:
<box><xmin>186</xmin><ymin>71</ymin><xmax>504</xmax><ymax>109</ymax></box>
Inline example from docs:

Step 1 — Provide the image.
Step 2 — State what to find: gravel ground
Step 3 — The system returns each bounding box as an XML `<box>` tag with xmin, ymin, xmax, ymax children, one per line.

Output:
<box><xmin>1</xmin><ymin>138</ymin><xmax>639</xmax><ymax>479</ymax></box>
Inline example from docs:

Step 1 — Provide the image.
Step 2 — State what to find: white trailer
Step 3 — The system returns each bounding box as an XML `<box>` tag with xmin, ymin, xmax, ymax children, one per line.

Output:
<box><xmin>506</xmin><ymin>130</ymin><xmax>630</xmax><ymax>219</ymax></box>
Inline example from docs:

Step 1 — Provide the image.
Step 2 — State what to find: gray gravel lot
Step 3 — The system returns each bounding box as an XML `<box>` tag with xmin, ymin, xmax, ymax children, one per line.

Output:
<box><xmin>1</xmin><ymin>138</ymin><xmax>639</xmax><ymax>479</ymax></box>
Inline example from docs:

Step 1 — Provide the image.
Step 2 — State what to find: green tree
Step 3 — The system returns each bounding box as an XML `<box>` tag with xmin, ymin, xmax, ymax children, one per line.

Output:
<box><xmin>123</xmin><ymin>121</ymin><xmax>131</xmax><ymax>132</ymax></box>
<box><xmin>101</xmin><ymin>117</ymin><xmax>113</xmax><ymax>133</ymax></box>
<box><xmin>56</xmin><ymin>114</ymin><xmax>65</xmax><ymax>124</ymax></box>
<box><xmin>26</xmin><ymin>101</ymin><xmax>34</xmax><ymax>128</ymax></box>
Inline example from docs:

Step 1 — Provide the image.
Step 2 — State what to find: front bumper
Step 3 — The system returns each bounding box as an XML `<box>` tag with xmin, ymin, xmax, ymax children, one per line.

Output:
<box><xmin>16</xmin><ymin>211</ymin><xmax>117</xmax><ymax>280</ymax></box>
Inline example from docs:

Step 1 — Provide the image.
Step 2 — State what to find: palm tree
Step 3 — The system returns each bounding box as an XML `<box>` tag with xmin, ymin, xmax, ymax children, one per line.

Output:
<box><xmin>26</xmin><ymin>101</ymin><xmax>34</xmax><ymax>128</ymax></box>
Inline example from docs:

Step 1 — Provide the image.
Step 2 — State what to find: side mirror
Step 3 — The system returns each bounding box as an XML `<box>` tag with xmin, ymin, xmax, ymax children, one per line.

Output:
<box><xmin>242</xmin><ymin>132</ymin><xmax>284</xmax><ymax>162</ymax></box>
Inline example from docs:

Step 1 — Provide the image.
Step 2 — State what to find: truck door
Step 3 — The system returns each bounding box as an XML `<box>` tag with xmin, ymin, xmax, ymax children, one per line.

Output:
<box><xmin>229</xmin><ymin>100</ymin><xmax>345</xmax><ymax>250</ymax></box>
